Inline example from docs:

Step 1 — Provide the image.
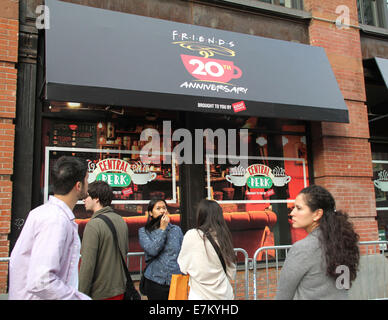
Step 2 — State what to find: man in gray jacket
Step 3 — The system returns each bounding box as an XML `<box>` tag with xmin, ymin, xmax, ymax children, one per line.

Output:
<box><xmin>79</xmin><ymin>181</ymin><xmax>129</xmax><ymax>300</ymax></box>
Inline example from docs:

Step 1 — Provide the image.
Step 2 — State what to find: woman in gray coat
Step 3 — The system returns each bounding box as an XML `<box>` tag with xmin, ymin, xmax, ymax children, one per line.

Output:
<box><xmin>276</xmin><ymin>185</ymin><xmax>360</xmax><ymax>300</ymax></box>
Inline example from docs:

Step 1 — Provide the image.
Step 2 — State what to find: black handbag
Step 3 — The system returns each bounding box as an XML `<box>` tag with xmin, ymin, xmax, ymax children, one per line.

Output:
<box><xmin>95</xmin><ymin>214</ymin><xmax>141</xmax><ymax>300</ymax></box>
<box><xmin>139</xmin><ymin>261</ymin><xmax>150</xmax><ymax>295</ymax></box>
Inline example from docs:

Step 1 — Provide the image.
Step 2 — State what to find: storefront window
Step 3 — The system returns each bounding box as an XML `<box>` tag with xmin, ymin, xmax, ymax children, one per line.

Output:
<box><xmin>41</xmin><ymin>102</ymin><xmax>181</xmax><ymax>219</ymax></box>
<box><xmin>372</xmin><ymin>143</ymin><xmax>388</xmax><ymax>243</ymax></box>
<box><xmin>40</xmin><ymin>103</ymin><xmax>311</xmax><ymax>264</ymax></box>
<box><xmin>201</xmin><ymin>116</ymin><xmax>310</xmax><ymax>258</ymax></box>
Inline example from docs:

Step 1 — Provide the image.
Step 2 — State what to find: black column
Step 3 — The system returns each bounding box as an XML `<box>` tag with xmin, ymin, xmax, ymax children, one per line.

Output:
<box><xmin>268</xmin><ymin>122</ymin><xmax>291</xmax><ymax>247</ymax></box>
<box><xmin>9</xmin><ymin>7</ymin><xmax>39</xmax><ymax>249</ymax></box>
<box><xmin>179</xmin><ymin>112</ymin><xmax>206</xmax><ymax>233</ymax></box>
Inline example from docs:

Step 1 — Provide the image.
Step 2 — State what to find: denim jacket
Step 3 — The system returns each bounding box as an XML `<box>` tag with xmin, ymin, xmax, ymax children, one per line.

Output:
<box><xmin>138</xmin><ymin>223</ymin><xmax>183</xmax><ymax>285</ymax></box>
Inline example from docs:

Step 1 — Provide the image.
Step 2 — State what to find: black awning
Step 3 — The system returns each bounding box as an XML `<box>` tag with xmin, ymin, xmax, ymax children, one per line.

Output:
<box><xmin>45</xmin><ymin>0</ymin><xmax>348</xmax><ymax>123</ymax></box>
<box><xmin>366</xmin><ymin>57</ymin><xmax>388</xmax><ymax>88</ymax></box>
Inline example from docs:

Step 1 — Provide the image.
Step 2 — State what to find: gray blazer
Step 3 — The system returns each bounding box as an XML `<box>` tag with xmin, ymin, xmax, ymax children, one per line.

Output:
<box><xmin>276</xmin><ymin>228</ymin><xmax>349</xmax><ymax>300</ymax></box>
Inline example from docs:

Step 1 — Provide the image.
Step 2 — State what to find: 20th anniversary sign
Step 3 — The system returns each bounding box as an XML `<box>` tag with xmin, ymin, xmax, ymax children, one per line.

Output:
<box><xmin>172</xmin><ymin>30</ymin><xmax>248</xmax><ymax>95</ymax></box>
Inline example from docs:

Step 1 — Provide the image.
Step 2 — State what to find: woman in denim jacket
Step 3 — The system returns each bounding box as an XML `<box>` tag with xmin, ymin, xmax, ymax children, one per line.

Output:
<box><xmin>138</xmin><ymin>198</ymin><xmax>183</xmax><ymax>300</ymax></box>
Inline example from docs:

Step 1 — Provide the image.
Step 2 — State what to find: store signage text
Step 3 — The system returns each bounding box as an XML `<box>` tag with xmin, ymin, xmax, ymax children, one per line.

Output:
<box><xmin>247</xmin><ymin>176</ymin><xmax>273</xmax><ymax>189</ymax></box>
<box><xmin>94</xmin><ymin>159</ymin><xmax>132</xmax><ymax>187</ymax></box>
<box><xmin>232</xmin><ymin>101</ymin><xmax>247</xmax><ymax>113</ymax></box>
<box><xmin>172</xmin><ymin>30</ymin><xmax>248</xmax><ymax>97</ymax></box>
<box><xmin>225</xmin><ymin>164</ymin><xmax>291</xmax><ymax>189</ymax></box>
<box><xmin>89</xmin><ymin>159</ymin><xmax>159</xmax><ymax>187</ymax></box>
<box><xmin>247</xmin><ymin>164</ymin><xmax>272</xmax><ymax>177</ymax></box>
<box><xmin>97</xmin><ymin>158</ymin><xmax>129</xmax><ymax>173</ymax></box>
<box><xmin>246</xmin><ymin>164</ymin><xmax>274</xmax><ymax>190</ymax></box>
<box><xmin>172</xmin><ymin>30</ymin><xmax>235</xmax><ymax>48</ymax></box>
<box><xmin>97</xmin><ymin>172</ymin><xmax>131</xmax><ymax>187</ymax></box>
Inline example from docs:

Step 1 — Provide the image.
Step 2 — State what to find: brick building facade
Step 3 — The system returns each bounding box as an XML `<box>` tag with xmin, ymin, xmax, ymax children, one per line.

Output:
<box><xmin>0</xmin><ymin>0</ymin><xmax>17</xmax><ymax>294</ymax></box>
<box><xmin>0</xmin><ymin>0</ymin><xmax>387</xmax><ymax>297</ymax></box>
<box><xmin>306</xmin><ymin>0</ymin><xmax>378</xmax><ymax>241</ymax></box>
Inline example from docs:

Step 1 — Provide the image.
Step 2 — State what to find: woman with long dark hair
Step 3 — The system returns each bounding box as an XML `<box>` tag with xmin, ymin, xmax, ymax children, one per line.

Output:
<box><xmin>138</xmin><ymin>198</ymin><xmax>183</xmax><ymax>300</ymax></box>
<box><xmin>276</xmin><ymin>185</ymin><xmax>360</xmax><ymax>300</ymax></box>
<box><xmin>178</xmin><ymin>199</ymin><xmax>236</xmax><ymax>300</ymax></box>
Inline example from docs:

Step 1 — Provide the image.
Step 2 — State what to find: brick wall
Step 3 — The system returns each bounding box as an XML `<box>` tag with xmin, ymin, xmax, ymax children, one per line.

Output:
<box><xmin>305</xmin><ymin>0</ymin><xmax>377</xmax><ymax>241</ymax></box>
<box><xmin>0</xmin><ymin>0</ymin><xmax>18</xmax><ymax>293</ymax></box>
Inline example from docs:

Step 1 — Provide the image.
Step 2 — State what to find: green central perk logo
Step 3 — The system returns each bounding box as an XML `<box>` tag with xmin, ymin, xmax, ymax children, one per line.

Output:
<box><xmin>245</xmin><ymin>164</ymin><xmax>274</xmax><ymax>189</ymax></box>
<box><xmin>246</xmin><ymin>176</ymin><xmax>273</xmax><ymax>189</ymax></box>
<box><xmin>96</xmin><ymin>172</ymin><xmax>131</xmax><ymax>187</ymax></box>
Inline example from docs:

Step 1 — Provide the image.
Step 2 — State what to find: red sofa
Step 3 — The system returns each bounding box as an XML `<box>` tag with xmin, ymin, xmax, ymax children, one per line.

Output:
<box><xmin>76</xmin><ymin>210</ymin><xmax>277</xmax><ymax>271</ymax></box>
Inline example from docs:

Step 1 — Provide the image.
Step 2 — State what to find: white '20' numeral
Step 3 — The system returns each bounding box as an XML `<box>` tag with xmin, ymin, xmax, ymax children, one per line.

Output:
<box><xmin>189</xmin><ymin>59</ymin><xmax>225</xmax><ymax>77</ymax></box>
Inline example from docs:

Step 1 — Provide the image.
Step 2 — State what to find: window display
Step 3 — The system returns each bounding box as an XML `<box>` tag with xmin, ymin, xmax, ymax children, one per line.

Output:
<box><xmin>372</xmin><ymin>143</ymin><xmax>388</xmax><ymax>244</ymax></box>
<box><xmin>40</xmin><ymin>102</ymin><xmax>311</xmax><ymax>265</ymax></box>
<box><xmin>201</xmin><ymin>117</ymin><xmax>310</xmax><ymax>248</ymax></box>
<box><xmin>41</xmin><ymin>103</ymin><xmax>181</xmax><ymax>219</ymax></box>
<box><xmin>373</xmin><ymin>159</ymin><xmax>388</xmax><ymax>241</ymax></box>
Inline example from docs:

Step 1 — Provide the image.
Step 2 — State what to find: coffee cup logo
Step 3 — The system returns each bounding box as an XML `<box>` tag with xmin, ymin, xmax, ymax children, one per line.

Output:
<box><xmin>131</xmin><ymin>172</ymin><xmax>157</xmax><ymax>185</ymax></box>
<box><xmin>374</xmin><ymin>170</ymin><xmax>388</xmax><ymax>192</ymax></box>
<box><xmin>226</xmin><ymin>174</ymin><xmax>247</xmax><ymax>187</ymax></box>
<box><xmin>226</xmin><ymin>165</ymin><xmax>247</xmax><ymax>187</ymax></box>
<box><xmin>272</xmin><ymin>166</ymin><xmax>291</xmax><ymax>187</ymax></box>
<box><xmin>374</xmin><ymin>180</ymin><xmax>388</xmax><ymax>192</ymax></box>
<box><xmin>273</xmin><ymin>175</ymin><xmax>291</xmax><ymax>187</ymax></box>
<box><xmin>181</xmin><ymin>54</ymin><xmax>242</xmax><ymax>84</ymax></box>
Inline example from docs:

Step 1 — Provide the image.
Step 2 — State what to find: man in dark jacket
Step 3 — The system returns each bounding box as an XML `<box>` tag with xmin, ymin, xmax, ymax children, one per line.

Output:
<box><xmin>79</xmin><ymin>181</ymin><xmax>129</xmax><ymax>300</ymax></box>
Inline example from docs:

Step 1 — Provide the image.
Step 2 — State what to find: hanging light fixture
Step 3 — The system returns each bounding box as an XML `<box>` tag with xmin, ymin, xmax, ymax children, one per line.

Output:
<box><xmin>67</xmin><ymin>102</ymin><xmax>81</xmax><ymax>108</ymax></box>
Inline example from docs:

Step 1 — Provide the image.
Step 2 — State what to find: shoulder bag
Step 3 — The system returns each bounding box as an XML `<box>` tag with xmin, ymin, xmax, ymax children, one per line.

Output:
<box><xmin>95</xmin><ymin>214</ymin><xmax>141</xmax><ymax>300</ymax></box>
<box><xmin>205</xmin><ymin>232</ymin><xmax>227</xmax><ymax>274</ymax></box>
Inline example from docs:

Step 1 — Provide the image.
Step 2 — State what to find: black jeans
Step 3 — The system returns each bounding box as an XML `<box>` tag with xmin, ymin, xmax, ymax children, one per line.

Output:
<box><xmin>144</xmin><ymin>278</ymin><xmax>170</xmax><ymax>300</ymax></box>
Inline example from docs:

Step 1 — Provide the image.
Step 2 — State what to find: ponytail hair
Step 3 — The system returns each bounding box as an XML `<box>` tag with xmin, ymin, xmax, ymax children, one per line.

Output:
<box><xmin>299</xmin><ymin>185</ymin><xmax>360</xmax><ymax>286</ymax></box>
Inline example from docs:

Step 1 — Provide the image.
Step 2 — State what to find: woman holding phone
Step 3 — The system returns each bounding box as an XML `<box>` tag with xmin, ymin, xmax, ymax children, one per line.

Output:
<box><xmin>138</xmin><ymin>198</ymin><xmax>183</xmax><ymax>300</ymax></box>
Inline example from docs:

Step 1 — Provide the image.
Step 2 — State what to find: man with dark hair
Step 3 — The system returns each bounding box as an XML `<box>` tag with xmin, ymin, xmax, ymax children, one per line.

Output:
<box><xmin>9</xmin><ymin>156</ymin><xmax>91</xmax><ymax>300</ymax></box>
<box><xmin>51</xmin><ymin>156</ymin><xmax>89</xmax><ymax>196</ymax></box>
<box><xmin>79</xmin><ymin>181</ymin><xmax>129</xmax><ymax>300</ymax></box>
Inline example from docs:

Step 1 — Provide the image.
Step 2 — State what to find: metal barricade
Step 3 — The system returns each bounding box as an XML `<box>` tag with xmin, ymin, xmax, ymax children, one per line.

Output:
<box><xmin>353</xmin><ymin>241</ymin><xmax>388</xmax><ymax>300</ymax></box>
<box><xmin>126</xmin><ymin>252</ymin><xmax>145</xmax><ymax>280</ymax></box>
<box><xmin>252</xmin><ymin>241</ymin><xmax>388</xmax><ymax>300</ymax></box>
<box><xmin>252</xmin><ymin>244</ymin><xmax>291</xmax><ymax>300</ymax></box>
<box><xmin>233</xmin><ymin>248</ymin><xmax>249</xmax><ymax>300</ymax></box>
<box><xmin>126</xmin><ymin>248</ymin><xmax>250</xmax><ymax>300</ymax></box>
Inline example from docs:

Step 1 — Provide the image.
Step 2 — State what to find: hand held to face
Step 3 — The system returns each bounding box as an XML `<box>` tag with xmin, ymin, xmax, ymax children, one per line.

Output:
<box><xmin>160</xmin><ymin>214</ymin><xmax>170</xmax><ymax>230</ymax></box>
